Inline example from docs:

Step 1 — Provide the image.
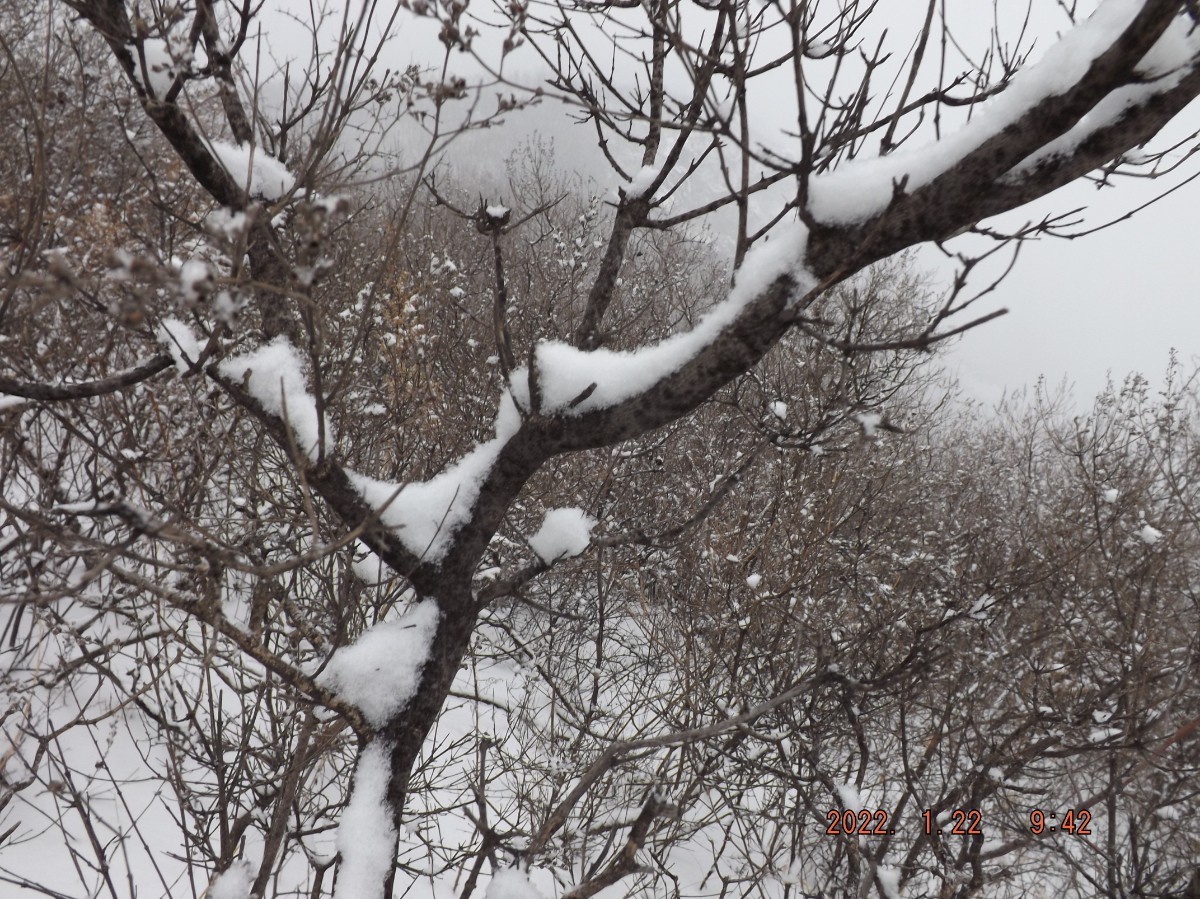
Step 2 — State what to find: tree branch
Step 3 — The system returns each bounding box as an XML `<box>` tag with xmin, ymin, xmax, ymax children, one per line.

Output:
<box><xmin>0</xmin><ymin>355</ymin><xmax>173</xmax><ymax>401</ymax></box>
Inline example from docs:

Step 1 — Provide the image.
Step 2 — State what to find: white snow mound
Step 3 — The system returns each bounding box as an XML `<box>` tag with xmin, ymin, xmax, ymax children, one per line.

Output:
<box><xmin>208</xmin><ymin>139</ymin><xmax>295</xmax><ymax>200</ymax></box>
<box><xmin>319</xmin><ymin>600</ymin><xmax>439</xmax><ymax>726</ymax></box>
<box><xmin>486</xmin><ymin>868</ymin><xmax>546</xmax><ymax>899</ymax></box>
<box><xmin>218</xmin><ymin>339</ymin><xmax>333</xmax><ymax>460</ymax></box>
<box><xmin>208</xmin><ymin>860</ymin><xmax>255</xmax><ymax>899</ymax></box>
<box><xmin>529</xmin><ymin>507</ymin><xmax>597</xmax><ymax>564</ymax></box>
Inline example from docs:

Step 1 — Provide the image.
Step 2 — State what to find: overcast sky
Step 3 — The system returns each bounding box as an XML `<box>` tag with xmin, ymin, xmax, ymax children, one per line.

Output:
<box><xmin>381</xmin><ymin>0</ymin><xmax>1200</xmax><ymax>409</ymax></box>
<box><xmin>935</xmin><ymin>164</ymin><xmax>1199</xmax><ymax>406</ymax></box>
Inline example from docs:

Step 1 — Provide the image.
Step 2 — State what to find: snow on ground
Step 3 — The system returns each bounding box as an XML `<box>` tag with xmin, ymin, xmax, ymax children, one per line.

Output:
<box><xmin>807</xmin><ymin>1</ymin><xmax>1200</xmax><ymax>225</ymax></box>
<box><xmin>318</xmin><ymin>599</ymin><xmax>440</xmax><ymax>726</ymax></box>
<box><xmin>528</xmin><ymin>507</ymin><xmax>597</xmax><ymax>563</ymax></box>
<box><xmin>218</xmin><ymin>338</ymin><xmax>333</xmax><ymax>460</ymax></box>
<box><xmin>1</xmin><ymin>602</ymin><xmax>292</xmax><ymax>899</ymax></box>
<box><xmin>7</xmin><ymin>588</ymin><xmax>1128</xmax><ymax>899</ymax></box>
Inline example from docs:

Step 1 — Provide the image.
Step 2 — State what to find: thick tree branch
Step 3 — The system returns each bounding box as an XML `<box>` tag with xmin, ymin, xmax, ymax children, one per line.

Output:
<box><xmin>0</xmin><ymin>354</ymin><xmax>172</xmax><ymax>401</ymax></box>
<box><xmin>813</xmin><ymin>2</ymin><xmax>1199</xmax><ymax>269</ymax></box>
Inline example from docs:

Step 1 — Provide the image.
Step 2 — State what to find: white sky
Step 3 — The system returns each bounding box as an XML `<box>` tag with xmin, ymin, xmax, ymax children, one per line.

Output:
<box><xmin>358</xmin><ymin>0</ymin><xmax>1200</xmax><ymax>408</ymax></box>
<box><xmin>936</xmin><ymin>166</ymin><xmax>1200</xmax><ymax>405</ymax></box>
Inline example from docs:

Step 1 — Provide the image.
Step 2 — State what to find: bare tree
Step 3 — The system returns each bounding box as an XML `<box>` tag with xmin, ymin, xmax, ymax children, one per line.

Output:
<box><xmin>3</xmin><ymin>0</ymin><xmax>1200</xmax><ymax>897</ymax></box>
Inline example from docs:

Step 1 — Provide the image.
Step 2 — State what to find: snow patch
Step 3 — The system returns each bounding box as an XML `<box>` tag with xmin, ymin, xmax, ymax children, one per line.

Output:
<box><xmin>523</xmin><ymin>222</ymin><xmax>813</xmax><ymax>415</ymax></box>
<box><xmin>625</xmin><ymin>164</ymin><xmax>661</xmax><ymax>199</ymax></box>
<box><xmin>1138</xmin><ymin>524</ymin><xmax>1163</xmax><ymax>545</ymax></box>
<box><xmin>494</xmin><ymin>387</ymin><xmax>524</xmax><ymax>441</ymax></box>
<box><xmin>528</xmin><ymin>507</ymin><xmax>597</xmax><ymax>564</ymax></box>
<box><xmin>179</xmin><ymin>258</ymin><xmax>213</xmax><ymax>301</ymax></box>
<box><xmin>207</xmin><ymin>860</ymin><xmax>255</xmax><ymax>899</ymax></box>
<box><xmin>351</xmin><ymin>542</ymin><xmax>390</xmax><ymax>585</ymax></box>
<box><xmin>207</xmin><ymin>140</ymin><xmax>295</xmax><ymax>200</ymax></box>
<box><xmin>158</xmin><ymin>317</ymin><xmax>202</xmax><ymax>374</ymax></box>
<box><xmin>485</xmin><ymin>868</ymin><xmax>546</xmax><ymax>899</ymax></box>
<box><xmin>334</xmin><ymin>741</ymin><xmax>398</xmax><ymax>899</ymax></box>
<box><xmin>213</xmin><ymin>290</ymin><xmax>241</xmax><ymax>324</ymax></box>
<box><xmin>855</xmin><ymin>410</ymin><xmax>883</xmax><ymax>437</ymax></box>
<box><xmin>319</xmin><ymin>600</ymin><xmax>439</xmax><ymax>727</ymax></box>
<box><xmin>133</xmin><ymin>38</ymin><xmax>191</xmax><ymax>98</ymax></box>
<box><xmin>206</xmin><ymin>208</ymin><xmax>250</xmax><ymax>241</ymax></box>
<box><xmin>1101</xmin><ymin>487</ymin><xmax>1119</xmax><ymax>503</ymax></box>
<box><xmin>968</xmin><ymin>593</ymin><xmax>995</xmax><ymax>621</ymax></box>
<box><xmin>218</xmin><ymin>339</ymin><xmax>332</xmax><ymax>460</ymax></box>
<box><xmin>876</xmin><ymin>865</ymin><xmax>902</xmax><ymax>899</ymax></box>
<box><xmin>834</xmin><ymin>783</ymin><xmax>861</xmax><ymax>812</ymax></box>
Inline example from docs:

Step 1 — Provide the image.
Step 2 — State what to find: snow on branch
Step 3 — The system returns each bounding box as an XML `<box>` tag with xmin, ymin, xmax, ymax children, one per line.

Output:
<box><xmin>130</xmin><ymin>37</ymin><xmax>191</xmax><ymax>99</ymax></box>
<box><xmin>206</xmin><ymin>139</ymin><xmax>296</xmax><ymax>201</ymax></box>
<box><xmin>350</xmin><ymin>443</ymin><xmax>504</xmax><ymax>562</ymax></box>
<box><xmin>624</xmin><ymin>163</ymin><xmax>661</xmax><ymax>200</ymax></box>
<box><xmin>528</xmin><ymin>507</ymin><xmax>597</xmax><ymax>563</ymax></box>
<box><xmin>159</xmin><ymin>317</ymin><xmax>203</xmax><ymax>374</ymax></box>
<box><xmin>1015</xmin><ymin>12</ymin><xmax>1200</xmax><ymax>175</ymax></box>
<box><xmin>317</xmin><ymin>599</ymin><xmax>439</xmax><ymax>727</ymax></box>
<box><xmin>318</xmin><ymin>601</ymin><xmax>444</xmax><ymax>899</ymax></box>
<box><xmin>808</xmin><ymin>0</ymin><xmax>1200</xmax><ymax>225</ymax></box>
<box><xmin>0</xmin><ymin>355</ymin><xmax>173</xmax><ymax>402</ymax></box>
<box><xmin>520</xmin><ymin>222</ymin><xmax>815</xmax><ymax>416</ymax></box>
<box><xmin>218</xmin><ymin>338</ymin><xmax>333</xmax><ymax>460</ymax></box>
<box><xmin>206</xmin><ymin>860</ymin><xmax>255</xmax><ymax>899</ymax></box>
<box><xmin>349</xmin><ymin>389</ymin><xmax>525</xmax><ymax>562</ymax></box>
<box><xmin>333</xmin><ymin>741</ymin><xmax>398</xmax><ymax>899</ymax></box>
<box><xmin>486</xmin><ymin>868</ymin><xmax>547</xmax><ymax>898</ymax></box>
